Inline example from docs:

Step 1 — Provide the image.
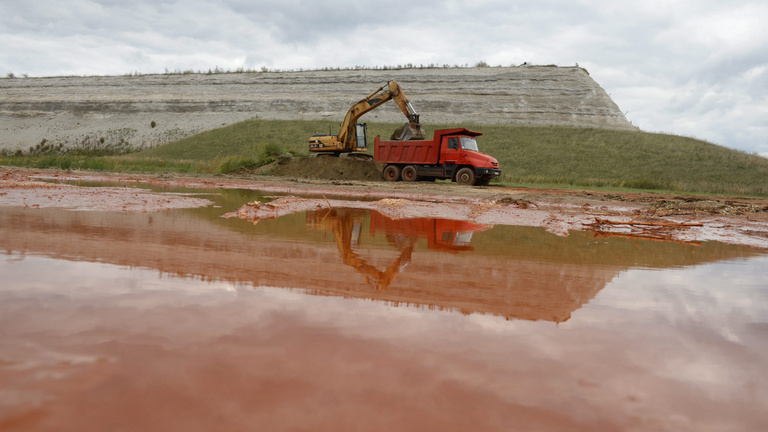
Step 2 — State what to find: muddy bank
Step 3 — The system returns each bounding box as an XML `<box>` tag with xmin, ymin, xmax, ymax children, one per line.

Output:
<box><xmin>2</xmin><ymin>167</ymin><xmax>768</xmax><ymax>250</ymax></box>
<box><xmin>247</xmin><ymin>156</ymin><xmax>385</xmax><ymax>182</ymax></box>
<box><xmin>224</xmin><ymin>195</ymin><xmax>768</xmax><ymax>248</ymax></box>
<box><xmin>0</xmin><ymin>169</ymin><xmax>213</xmax><ymax>212</ymax></box>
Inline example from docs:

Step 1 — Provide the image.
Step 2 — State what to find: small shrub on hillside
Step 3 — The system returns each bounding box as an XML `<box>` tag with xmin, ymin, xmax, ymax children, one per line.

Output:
<box><xmin>215</xmin><ymin>155</ymin><xmax>257</xmax><ymax>174</ymax></box>
<box><xmin>18</xmin><ymin>130</ymin><xmax>144</xmax><ymax>157</ymax></box>
<box><xmin>257</xmin><ymin>143</ymin><xmax>284</xmax><ymax>166</ymax></box>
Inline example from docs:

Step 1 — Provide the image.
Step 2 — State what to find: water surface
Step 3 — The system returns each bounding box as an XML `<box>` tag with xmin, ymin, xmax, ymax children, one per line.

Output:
<box><xmin>1</xmin><ymin>190</ymin><xmax>766</xmax><ymax>431</ymax></box>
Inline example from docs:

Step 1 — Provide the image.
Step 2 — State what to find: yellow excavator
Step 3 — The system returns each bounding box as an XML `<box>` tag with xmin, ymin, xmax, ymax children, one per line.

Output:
<box><xmin>308</xmin><ymin>80</ymin><xmax>426</xmax><ymax>156</ymax></box>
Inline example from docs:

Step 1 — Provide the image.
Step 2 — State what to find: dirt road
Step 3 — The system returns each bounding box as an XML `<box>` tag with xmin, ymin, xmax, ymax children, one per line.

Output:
<box><xmin>2</xmin><ymin>167</ymin><xmax>767</xmax><ymax>250</ymax></box>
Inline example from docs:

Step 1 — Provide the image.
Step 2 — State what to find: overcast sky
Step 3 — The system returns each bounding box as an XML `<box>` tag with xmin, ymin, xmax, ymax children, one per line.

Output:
<box><xmin>2</xmin><ymin>0</ymin><xmax>766</xmax><ymax>156</ymax></box>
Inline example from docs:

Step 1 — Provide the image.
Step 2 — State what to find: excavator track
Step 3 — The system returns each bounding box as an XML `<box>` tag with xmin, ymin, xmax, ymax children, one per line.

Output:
<box><xmin>339</xmin><ymin>153</ymin><xmax>374</xmax><ymax>161</ymax></box>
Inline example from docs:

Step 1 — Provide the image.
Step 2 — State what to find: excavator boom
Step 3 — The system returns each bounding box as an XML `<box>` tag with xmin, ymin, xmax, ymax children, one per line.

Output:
<box><xmin>308</xmin><ymin>80</ymin><xmax>425</xmax><ymax>155</ymax></box>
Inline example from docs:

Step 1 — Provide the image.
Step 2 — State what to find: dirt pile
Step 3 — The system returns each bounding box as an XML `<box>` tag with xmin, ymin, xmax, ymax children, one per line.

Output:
<box><xmin>648</xmin><ymin>198</ymin><xmax>768</xmax><ymax>217</ymax></box>
<box><xmin>267</xmin><ymin>156</ymin><xmax>384</xmax><ymax>182</ymax></box>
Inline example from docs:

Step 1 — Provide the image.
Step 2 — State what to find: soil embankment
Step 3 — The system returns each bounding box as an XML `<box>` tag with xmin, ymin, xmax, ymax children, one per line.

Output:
<box><xmin>0</xmin><ymin>66</ymin><xmax>634</xmax><ymax>152</ymax></box>
<box><xmin>263</xmin><ymin>156</ymin><xmax>385</xmax><ymax>182</ymax></box>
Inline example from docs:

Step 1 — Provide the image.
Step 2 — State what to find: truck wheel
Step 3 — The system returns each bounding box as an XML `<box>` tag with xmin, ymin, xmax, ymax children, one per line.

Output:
<box><xmin>383</xmin><ymin>165</ymin><xmax>401</xmax><ymax>182</ymax></box>
<box><xmin>401</xmin><ymin>165</ymin><xmax>418</xmax><ymax>182</ymax></box>
<box><xmin>455</xmin><ymin>167</ymin><xmax>476</xmax><ymax>185</ymax></box>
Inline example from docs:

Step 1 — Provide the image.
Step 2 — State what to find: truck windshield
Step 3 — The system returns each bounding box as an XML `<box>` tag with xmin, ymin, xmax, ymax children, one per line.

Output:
<box><xmin>460</xmin><ymin>137</ymin><xmax>479</xmax><ymax>152</ymax></box>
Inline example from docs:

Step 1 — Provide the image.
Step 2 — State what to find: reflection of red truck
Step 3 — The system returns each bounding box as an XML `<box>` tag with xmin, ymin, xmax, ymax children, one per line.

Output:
<box><xmin>374</xmin><ymin>128</ymin><xmax>502</xmax><ymax>186</ymax></box>
<box><xmin>369</xmin><ymin>211</ymin><xmax>490</xmax><ymax>253</ymax></box>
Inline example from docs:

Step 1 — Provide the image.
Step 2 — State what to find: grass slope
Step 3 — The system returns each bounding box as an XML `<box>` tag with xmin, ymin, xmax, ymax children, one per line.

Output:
<box><xmin>3</xmin><ymin>119</ymin><xmax>767</xmax><ymax>196</ymax></box>
<box><xmin>475</xmin><ymin>124</ymin><xmax>768</xmax><ymax>195</ymax></box>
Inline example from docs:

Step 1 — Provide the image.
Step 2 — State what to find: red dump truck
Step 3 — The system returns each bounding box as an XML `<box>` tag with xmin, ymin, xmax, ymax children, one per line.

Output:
<box><xmin>373</xmin><ymin>128</ymin><xmax>501</xmax><ymax>186</ymax></box>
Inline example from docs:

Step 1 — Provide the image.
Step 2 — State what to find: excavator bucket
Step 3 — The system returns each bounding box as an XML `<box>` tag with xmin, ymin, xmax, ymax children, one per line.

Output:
<box><xmin>390</xmin><ymin>122</ymin><xmax>427</xmax><ymax>141</ymax></box>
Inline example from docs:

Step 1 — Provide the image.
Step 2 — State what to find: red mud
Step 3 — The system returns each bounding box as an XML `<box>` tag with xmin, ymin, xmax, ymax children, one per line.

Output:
<box><xmin>0</xmin><ymin>169</ymin><xmax>213</xmax><ymax>212</ymax></box>
<box><xmin>2</xmin><ymin>167</ymin><xmax>768</xmax><ymax>249</ymax></box>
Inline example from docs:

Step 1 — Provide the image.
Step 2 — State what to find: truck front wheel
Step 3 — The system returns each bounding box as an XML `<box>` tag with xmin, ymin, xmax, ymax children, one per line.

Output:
<box><xmin>455</xmin><ymin>167</ymin><xmax>476</xmax><ymax>185</ymax></box>
<box><xmin>383</xmin><ymin>165</ymin><xmax>401</xmax><ymax>182</ymax></box>
<box><xmin>401</xmin><ymin>165</ymin><xmax>418</xmax><ymax>182</ymax></box>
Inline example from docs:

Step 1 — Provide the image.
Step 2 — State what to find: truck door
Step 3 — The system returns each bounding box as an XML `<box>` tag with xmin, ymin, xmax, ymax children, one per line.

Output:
<box><xmin>440</xmin><ymin>136</ymin><xmax>461</xmax><ymax>165</ymax></box>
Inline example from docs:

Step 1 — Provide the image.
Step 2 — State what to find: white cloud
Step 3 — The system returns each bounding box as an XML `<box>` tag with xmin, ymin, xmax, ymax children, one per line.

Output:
<box><xmin>1</xmin><ymin>0</ymin><xmax>766</xmax><ymax>153</ymax></box>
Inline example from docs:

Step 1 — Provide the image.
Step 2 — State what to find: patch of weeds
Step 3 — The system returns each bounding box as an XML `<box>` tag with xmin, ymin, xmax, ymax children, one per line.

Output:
<box><xmin>215</xmin><ymin>155</ymin><xmax>257</xmax><ymax>174</ymax></box>
<box><xmin>623</xmin><ymin>179</ymin><xmax>672</xmax><ymax>190</ymax></box>
<box><xmin>257</xmin><ymin>143</ymin><xmax>284</xmax><ymax>166</ymax></box>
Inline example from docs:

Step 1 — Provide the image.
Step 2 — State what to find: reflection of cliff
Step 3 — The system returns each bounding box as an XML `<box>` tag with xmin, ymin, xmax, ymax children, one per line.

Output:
<box><xmin>0</xmin><ymin>206</ymin><xmax>759</xmax><ymax>322</ymax></box>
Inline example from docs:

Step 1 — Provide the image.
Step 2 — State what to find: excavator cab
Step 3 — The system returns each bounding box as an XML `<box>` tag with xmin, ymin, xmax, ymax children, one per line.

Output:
<box><xmin>354</xmin><ymin>123</ymin><xmax>368</xmax><ymax>150</ymax></box>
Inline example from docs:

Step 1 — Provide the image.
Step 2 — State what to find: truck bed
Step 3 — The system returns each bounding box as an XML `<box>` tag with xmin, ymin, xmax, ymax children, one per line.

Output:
<box><xmin>373</xmin><ymin>136</ymin><xmax>440</xmax><ymax>165</ymax></box>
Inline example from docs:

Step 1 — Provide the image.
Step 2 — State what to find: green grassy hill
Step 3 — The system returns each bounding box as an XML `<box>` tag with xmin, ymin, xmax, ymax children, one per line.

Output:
<box><xmin>139</xmin><ymin>119</ymin><xmax>768</xmax><ymax>196</ymax></box>
<box><xmin>3</xmin><ymin>119</ymin><xmax>768</xmax><ymax>196</ymax></box>
<box><xmin>476</xmin><ymin>124</ymin><xmax>768</xmax><ymax>195</ymax></box>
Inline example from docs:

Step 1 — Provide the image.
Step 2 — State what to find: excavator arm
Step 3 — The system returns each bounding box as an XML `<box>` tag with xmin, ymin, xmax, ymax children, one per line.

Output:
<box><xmin>309</xmin><ymin>80</ymin><xmax>425</xmax><ymax>154</ymax></box>
<box><xmin>306</xmin><ymin>208</ymin><xmax>415</xmax><ymax>290</ymax></box>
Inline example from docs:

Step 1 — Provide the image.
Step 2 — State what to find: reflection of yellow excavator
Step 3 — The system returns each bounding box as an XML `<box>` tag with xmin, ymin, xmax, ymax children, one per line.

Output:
<box><xmin>307</xmin><ymin>208</ymin><xmax>416</xmax><ymax>290</ymax></box>
<box><xmin>308</xmin><ymin>80</ymin><xmax>426</xmax><ymax>156</ymax></box>
<box><xmin>306</xmin><ymin>208</ymin><xmax>490</xmax><ymax>291</ymax></box>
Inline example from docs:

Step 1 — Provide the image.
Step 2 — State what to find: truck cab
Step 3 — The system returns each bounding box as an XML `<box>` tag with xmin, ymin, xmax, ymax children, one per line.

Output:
<box><xmin>435</xmin><ymin>129</ymin><xmax>501</xmax><ymax>185</ymax></box>
<box><xmin>374</xmin><ymin>128</ymin><xmax>501</xmax><ymax>186</ymax></box>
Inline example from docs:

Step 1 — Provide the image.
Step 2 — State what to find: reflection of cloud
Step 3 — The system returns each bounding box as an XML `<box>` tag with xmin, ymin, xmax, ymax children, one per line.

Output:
<box><xmin>2</xmin><ymin>253</ymin><xmax>768</xmax><ymax>429</ymax></box>
<box><xmin>571</xmin><ymin>255</ymin><xmax>768</xmax><ymax>400</ymax></box>
<box><xmin>4</xmin><ymin>252</ymin><xmax>766</xmax><ymax>331</ymax></box>
<box><xmin>1</xmin><ymin>255</ymin><xmax>239</xmax><ymax>300</ymax></box>
<box><xmin>593</xmin><ymin>256</ymin><xmax>768</xmax><ymax>323</ymax></box>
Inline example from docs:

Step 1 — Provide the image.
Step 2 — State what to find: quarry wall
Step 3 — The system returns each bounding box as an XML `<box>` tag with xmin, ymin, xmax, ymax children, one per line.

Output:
<box><xmin>0</xmin><ymin>66</ymin><xmax>635</xmax><ymax>151</ymax></box>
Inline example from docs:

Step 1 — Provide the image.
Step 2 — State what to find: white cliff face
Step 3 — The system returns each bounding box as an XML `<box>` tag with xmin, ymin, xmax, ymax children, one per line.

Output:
<box><xmin>0</xmin><ymin>66</ymin><xmax>635</xmax><ymax>152</ymax></box>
